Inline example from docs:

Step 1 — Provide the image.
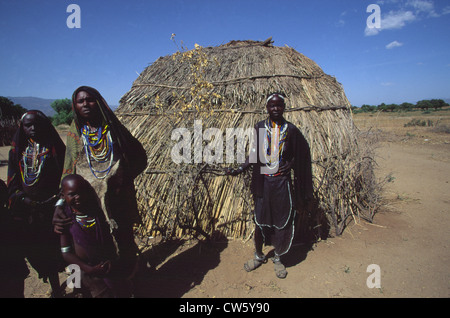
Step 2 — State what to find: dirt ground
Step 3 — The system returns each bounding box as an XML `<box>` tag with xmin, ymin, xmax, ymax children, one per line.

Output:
<box><xmin>1</xmin><ymin>112</ymin><xmax>449</xmax><ymax>298</ymax></box>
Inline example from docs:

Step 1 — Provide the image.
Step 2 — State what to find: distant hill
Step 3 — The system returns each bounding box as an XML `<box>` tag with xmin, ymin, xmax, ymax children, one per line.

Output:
<box><xmin>7</xmin><ymin>96</ymin><xmax>118</xmax><ymax>115</ymax></box>
<box><xmin>7</xmin><ymin>96</ymin><xmax>56</xmax><ymax>116</ymax></box>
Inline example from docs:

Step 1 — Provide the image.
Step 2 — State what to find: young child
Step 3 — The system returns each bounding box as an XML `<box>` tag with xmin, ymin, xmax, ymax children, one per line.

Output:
<box><xmin>59</xmin><ymin>174</ymin><xmax>136</xmax><ymax>298</ymax></box>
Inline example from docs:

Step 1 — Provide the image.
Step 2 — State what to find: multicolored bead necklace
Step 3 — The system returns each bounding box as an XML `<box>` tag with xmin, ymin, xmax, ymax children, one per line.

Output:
<box><xmin>81</xmin><ymin>124</ymin><xmax>114</xmax><ymax>179</ymax></box>
<box><xmin>20</xmin><ymin>139</ymin><xmax>50</xmax><ymax>186</ymax></box>
<box><xmin>263</xmin><ymin>119</ymin><xmax>288</xmax><ymax>176</ymax></box>
<box><xmin>75</xmin><ymin>214</ymin><xmax>97</xmax><ymax>228</ymax></box>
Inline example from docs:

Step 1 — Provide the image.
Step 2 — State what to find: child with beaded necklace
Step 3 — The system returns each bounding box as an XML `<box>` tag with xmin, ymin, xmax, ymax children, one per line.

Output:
<box><xmin>60</xmin><ymin>174</ymin><xmax>135</xmax><ymax>298</ymax></box>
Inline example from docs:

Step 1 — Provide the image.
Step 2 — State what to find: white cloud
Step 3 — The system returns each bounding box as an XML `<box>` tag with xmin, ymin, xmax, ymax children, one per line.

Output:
<box><xmin>337</xmin><ymin>9</ymin><xmax>358</xmax><ymax>27</ymax></box>
<box><xmin>406</xmin><ymin>0</ymin><xmax>438</xmax><ymax>17</ymax></box>
<box><xmin>442</xmin><ymin>6</ymin><xmax>450</xmax><ymax>15</ymax></box>
<box><xmin>386</xmin><ymin>40</ymin><xmax>404</xmax><ymax>49</ymax></box>
<box><xmin>407</xmin><ymin>0</ymin><xmax>432</xmax><ymax>11</ymax></box>
<box><xmin>337</xmin><ymin>13</ymin><xmax>346</xmax><ymax>27</ymax></box>
<box><xmin>382</xmin><ymin>10</ymin><xmax>416</xmax><ymax>29</ymax></box>
<box><xmin>365</xmin><ymin>0</ymin><xmax>443</xmax><ymax>36</ymax></box>
<box><xmin>365</xmin><ymin>9</ymin><xmax>416</xmax><ymax>36</ymax></box>
<box><xmin>365</xmin><ymin>26</ymin><xmax>380</xmax><ymax>36</ymax></box>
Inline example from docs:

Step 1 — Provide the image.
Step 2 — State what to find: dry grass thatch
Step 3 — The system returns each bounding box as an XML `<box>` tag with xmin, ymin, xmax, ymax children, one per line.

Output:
<box><xmin>116</xmin><ymin>39</ymin><xmax>381</xmax><ymax>242</ymax></box>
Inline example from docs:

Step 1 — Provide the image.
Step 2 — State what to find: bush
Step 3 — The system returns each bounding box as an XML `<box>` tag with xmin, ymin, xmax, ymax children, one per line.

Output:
<box><xmin>431</xmin><ymin>124</ymin><xmax>450</xmax><ymax>134</ymax></box>
<box><xmin>51</xmin><ymin>98</ymin><xmax>73</xmax><ymax>125</ymax></box>
<box><xmin>0</xmin><ymin>96</ymin><xmax>25</xmax><ymax>146</ymax></box>
<box><xmin>354</xmin><ymin>99</ymin><xmax>448</xmax><ymax>113</ymax></box>
<box><xmin>404</xmin><ymin>119</ymin><xmax>435</xmax><ymax>127</ymax></box>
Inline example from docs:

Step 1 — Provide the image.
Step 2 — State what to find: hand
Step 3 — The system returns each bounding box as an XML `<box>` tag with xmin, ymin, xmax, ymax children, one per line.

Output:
<box><xmin>88</xmin><ymin>261</ymin><xmax>112</xmax><ymax>276</ymax></box>
<box><xmin>278</xmin><ymin>160</ymin><xmax>293</xmax><ymax>175</ymax></box>
<box><xmin>52</xmin><ymin>205</ymin><xmax>72</xmax><ymax>234</ymax></box>
<box><xmin>22</xmin><ymin>196</ymin><xmax>39</xmax><ymax>207</ymax></box>
<box><xmin>100</xmin><ymin>260</ymin><xmax>112</xmax><ymax>274</ymax></box>
<box><xmin>224</xmin><ymin>167</ymin><xmax>241</xmax><ymax>176</ymax></box>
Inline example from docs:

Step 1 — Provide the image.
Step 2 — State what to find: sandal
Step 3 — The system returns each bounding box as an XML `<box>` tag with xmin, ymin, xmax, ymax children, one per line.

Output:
<box><xmin>244</xmin><ymin>253</ymin><xmax>266</xmax><ymax>272</ymax></box>
<box><xmin>273</xmin><ymin>258</ymin><xmax>288</xmax><ymax>279</ymax></box>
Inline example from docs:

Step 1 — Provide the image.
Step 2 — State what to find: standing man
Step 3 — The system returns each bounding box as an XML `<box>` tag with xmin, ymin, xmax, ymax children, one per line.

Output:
<box><xmin>226</xmin><ymin>92</ymin><xmax>313</xmax><ymax>279</ymax></box>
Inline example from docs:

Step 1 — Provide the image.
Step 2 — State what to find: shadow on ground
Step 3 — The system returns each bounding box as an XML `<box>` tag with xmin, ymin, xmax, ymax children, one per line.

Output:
<box><xmin>133</xmin><ymin>238</ymin><xmax>228</xmax><ymax>298</ymax></box>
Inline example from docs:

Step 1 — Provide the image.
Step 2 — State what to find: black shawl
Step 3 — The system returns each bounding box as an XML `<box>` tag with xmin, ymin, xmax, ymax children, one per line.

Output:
<box><xmin>244</xmin><ymin>119</ymin><xmax>313</xmax><ymax>208</ymax></box>
<box><xmin>7</xmin><ymin>110</ymin><xmax>66</xmax><ymax>206</ymax></box>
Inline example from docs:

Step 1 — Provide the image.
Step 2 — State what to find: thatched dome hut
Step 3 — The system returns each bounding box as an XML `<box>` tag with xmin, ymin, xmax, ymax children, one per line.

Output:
<box><xmin>116</xmin><ymin>39</ymin><xmax>379</xmax><ymax>241</ymax></box>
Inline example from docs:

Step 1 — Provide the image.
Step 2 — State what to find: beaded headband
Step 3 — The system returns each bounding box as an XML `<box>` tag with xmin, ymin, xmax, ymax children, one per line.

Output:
<box><xmin>20</xmin><ymin>110</ymin><xmax>39</xmax><ymax>122</ymax></box>
<box><xmin>266</xmin><ymin>93</ymin><xmax>285</xmax><ymax>103</ymax></box>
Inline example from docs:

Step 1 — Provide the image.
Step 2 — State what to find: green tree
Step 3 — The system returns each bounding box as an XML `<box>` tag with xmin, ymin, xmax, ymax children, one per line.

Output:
<box><xmin>361</xmin><ymin>104</ymin><xmax>377</xmax><ymax>112</ymax></box>
<box><xmin>399</xmin><ymin>102</ymin><xmax>414</xmax><ymax>111</ymax></box>
<box><xmin>386</xmin><ymin>103</ymin><xmax>398</xmax><ymax>112</ymax></box>
<box><xmin>429</xmin><ymin>99</ymin><xmax>448</xmax><ymax>110</ymax></box>
<box><xmin>0</xmin><ymin>96</ymin><xmax>27</xmax><ymax>119</ymax></box>
<box><xmin>377</xmin><ymin>103</ymin><xmax>387</xmax><ymax>112</ymax></box>
<box><xmin>416</xmin><ymin>100</ymin><xmax>431</xmax><ymax>111</ymax></box>
<box><xmin>0</xmin><ymin>97</ymin><xmax>26</xmax><ymax>146</ymax></box>
<box><xmin>51</xmin><ymin>98</ymin><xmax>73</xmax><ymax>125</ymax></box>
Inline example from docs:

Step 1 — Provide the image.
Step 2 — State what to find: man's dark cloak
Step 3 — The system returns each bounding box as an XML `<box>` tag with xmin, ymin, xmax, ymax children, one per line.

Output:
<box><xmin>244</xmin><ymin>118</ymin><xmax>313</xmax><ymax>255</ymax></box>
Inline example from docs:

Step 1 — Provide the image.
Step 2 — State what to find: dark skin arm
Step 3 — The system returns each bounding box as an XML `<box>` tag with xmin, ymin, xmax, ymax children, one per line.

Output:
<box><xmin>60</xmin><ymin>231</ymin><xmax>111</xmax><ymax>276</ymax></box>
<box><xmin>224</xmin><ymin>124</ymin><xmax>255</xmax><ymax>176</ymax></box>
<box><xmin>225</xmin><ymin>159</ymin><xmax>293</xmax><ymax>176</ymax></box>
<box><xmin>53</xmin><ymin>204</ymin><xmax>73</xmax><ymax>234</ymax></box>
<box><xmin>224</xmin><ymin>165</ymin><xmax>247</xmax><ymax>176</ymax></box>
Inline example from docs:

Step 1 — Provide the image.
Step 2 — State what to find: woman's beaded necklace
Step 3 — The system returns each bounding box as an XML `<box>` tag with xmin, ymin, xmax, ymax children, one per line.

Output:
<box><xmin>20</xmin><ymin>139</ymin><xmax>50</xmax><ymax>186</ymax></box>
<box><xmin>80</xmin><ymin>124</ymin><xmax>114</xmax><ymax>179</ymax></box>
<box><xmin>75</xmin><ymin>214</ymin><xmax>97</xmax><ymax>228</ymax></box>
<box><xmin>263</xmin><ymin>119</ymin><xmax>288</xmax><ymax>176</ymax></box>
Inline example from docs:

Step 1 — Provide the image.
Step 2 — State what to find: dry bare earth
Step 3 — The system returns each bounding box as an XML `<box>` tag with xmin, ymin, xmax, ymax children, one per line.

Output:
<box><xmin>1</xmin><ymin>112</ymin><xmax>449</xmax><ymax>298</ymax></box>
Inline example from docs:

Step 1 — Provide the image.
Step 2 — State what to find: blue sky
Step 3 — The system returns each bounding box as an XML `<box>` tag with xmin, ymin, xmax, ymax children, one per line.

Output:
<box><xmin>0</xmin><ymin>0</ymin><xmax>449</xmax><ymax>107</ymax></box>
